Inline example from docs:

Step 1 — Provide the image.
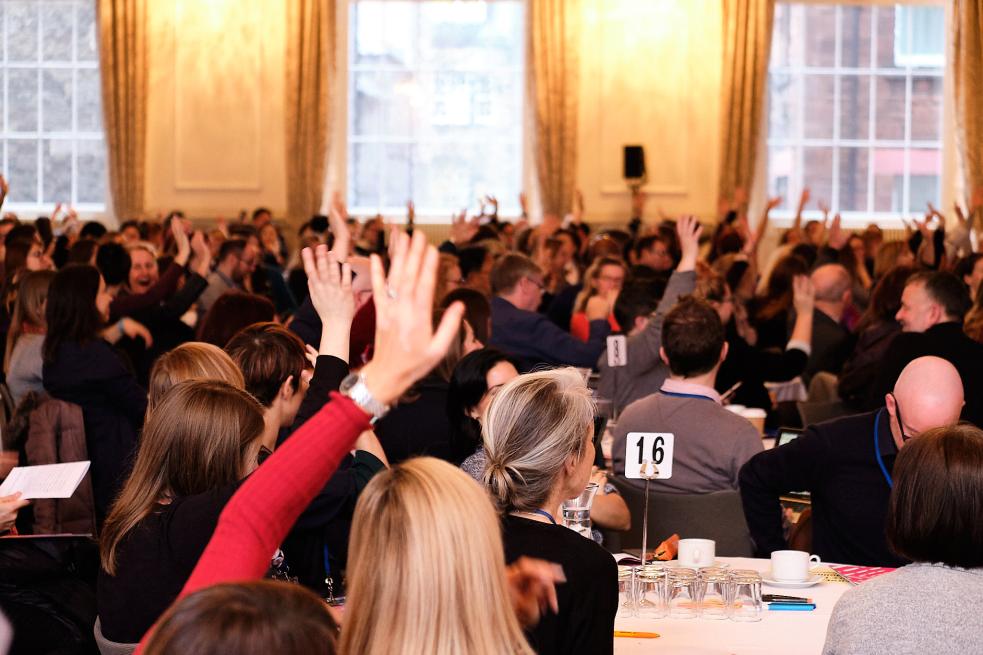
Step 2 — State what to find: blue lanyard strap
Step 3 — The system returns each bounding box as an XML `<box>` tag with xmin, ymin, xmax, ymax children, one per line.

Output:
<box><xmin>530</xmin><ymin>509</ymin><xmax>557</xmax><ymax>525</ymax></box>
<box><xmin>873</xmin><ymin>409</ymin><xmax>893</xmax><ymax>489</ymax></box>
<box><xmin>659</xmin><ymin>390</ymin><xmax>716</xmax><ymax>402</ymax></box>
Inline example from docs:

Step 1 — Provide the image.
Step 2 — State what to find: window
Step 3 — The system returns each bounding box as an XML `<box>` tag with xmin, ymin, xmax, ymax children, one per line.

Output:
<box><xmin>767</xmin><ymin>3</ymin><xmax>945</xmax><ymax>221</ymax></box>
<box><xmin>0</xmin><ymin>1</ymin><xmax>107</xmax><ymax>212</ymax></box>
<box><xmin>347</xmin><ymin>0</ymin><xmax>524</xmax><ymax>218</ymax></box>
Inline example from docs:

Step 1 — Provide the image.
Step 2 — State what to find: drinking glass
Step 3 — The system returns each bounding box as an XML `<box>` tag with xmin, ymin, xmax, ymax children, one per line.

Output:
<box><xmin>697</xmin><ymin>569</ymin><xmax>729</xmax><ymax>620</ymax></box>
<box><xmin>728</xmin><ymin>570</ymin><xmax>763</xmax><ymax>622</ymax></box>
<box><xmin>617</xmin><ymin>567</ymin><xmax>636</xmax><ymax>618</ymax></box>
<box><xmin>561</xmin><ymin>482</ymin><xmax>598</xmax><ymax>539</ymax></box>
<box><xmin>666</xmin><ymin>567</ymin><xmax>699</xmax><ymax>619</ymax></box>
<box><xmin>635</xmin><ymin>564</ymin><xmax>667</xmax><ymax>619</ymax></box>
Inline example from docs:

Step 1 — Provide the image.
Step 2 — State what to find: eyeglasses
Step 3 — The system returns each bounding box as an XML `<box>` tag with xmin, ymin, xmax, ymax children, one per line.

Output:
<box><xmin>889</xmin><ymin>393</ymin><xmax>913</xmax><ymax>443</ymax></box>
<box><xmin>525</xmin><ymin>276</ymin><xmax>545</xmax><ymax>292</ymax></box>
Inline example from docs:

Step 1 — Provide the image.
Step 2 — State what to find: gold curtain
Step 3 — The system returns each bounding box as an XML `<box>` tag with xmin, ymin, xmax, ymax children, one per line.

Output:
<box><xmin>718</xmin><ymin>0</ymin><xmax>774</xmax><ymax>206</ymax></box>
<box><xmin>97</xmin><ymin>0</ymin><xmax>148</xmax><ymax>219</ymax></box>
<box><xmin>527</xmin><ymin>0</ymin><xmax>581</xmax><ymax>217</ymax></box>
<box><xmin>285</xmin><ymin>0</ymin><xmax>334</xmax><ymax>227</ymax></box>
<box><xmin>953</xmin><ymin>0</ymin><xmax>983</xmax><ymax>211</ymax></box>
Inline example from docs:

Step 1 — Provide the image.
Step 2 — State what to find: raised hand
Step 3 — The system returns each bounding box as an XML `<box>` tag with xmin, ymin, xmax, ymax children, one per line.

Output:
<box><xmin>828</xmin><ymin>213</ymin><xmax>847</xmax><ymax>249</ymax></box>
<box><xmin>676</xmin><ymin>214</ymin><xmax>703</xmax><ymax>272</ymax></box>
<box><xmin>519</xmin><ymin>192</ymin><xmax>529</xmax><ymax>217</ymax></box>
<box><xmin>506</xmin><ymin>557</ymin><xmax>565</xmax><ymax>628</ymax></box>
<box><xmin>302</xmin><ymin>244</ymin><xmax>354</xmax><ymax>363</ymax></box>
<box><xmin>631</xmin><ymin>188</ymin><xmax>647</xmax><ymax>218</ymax></box>
<box><xmin>328</xmin><ymin>203</ymin><xmax>351</xmax><ymax>262</ymax></box>
<box><xmin>796</xmin><ymin>188</ymin><xmax>810</xmax><ymax>215</ymax></box>
<box><xmin>450</xmin><ymin>210</ymin><xmax>479</xmax><ymax>245</ymax></box>
<box><xmin>189</xmin><ymin>231</ymin><xmax>211</xmax><ymax>276</ymax></box>
<box><xmin>171</xmin><ymin>217</ymin><xmax>191</xmax><ymax>266</ymax></box>
<box><xmin>406</xmin><ymin>200</ymin><xmax>415</xmax><ymax>227</ymax></box>
<box><xmin>792</xmin><ymin>274</ymin><xmax>815</xmax><ymax>317</ymax></box>
<box><xmin>121</xmin><ymin>318</ymin><xmax>153</xmax><ymax>348</ymax></box>
<box><xmin>585</xmin><ymin>293</ymin><xmax>612</xmax><ymax>321</ymax></box>
<box><xmin>361</xmin><ymin>231</ymin><xmax>464</xmax><ymax>407</ymax></box>
<box><xmin>571</xmin><ymin>189</ymin><xmax>585</xmax><ymax>224</ymax></box>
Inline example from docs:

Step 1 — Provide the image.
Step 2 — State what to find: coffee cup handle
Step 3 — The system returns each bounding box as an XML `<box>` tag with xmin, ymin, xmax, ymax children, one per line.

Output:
<box><xmin>809</xmin><ymin>555</ymin><xmax>821</xmax><ymax>564</ymax></box>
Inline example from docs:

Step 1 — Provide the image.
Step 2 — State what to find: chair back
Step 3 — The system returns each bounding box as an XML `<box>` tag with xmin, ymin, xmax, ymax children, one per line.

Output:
<box><xmin>610</xmin><ymin>477</ymin><xmax>753</xmax><ymax>557</ymax></box>
<box><xmin>94</xmin><ymin>617</ymin><xmax>137</xmax><ymax>655</ymax></box>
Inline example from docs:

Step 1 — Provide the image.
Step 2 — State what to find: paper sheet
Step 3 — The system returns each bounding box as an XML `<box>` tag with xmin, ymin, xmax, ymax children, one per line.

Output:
<box><xmin>0</xmin><ymin>461</ymin><xmax>91</xmax><ymax>499</ymax></box>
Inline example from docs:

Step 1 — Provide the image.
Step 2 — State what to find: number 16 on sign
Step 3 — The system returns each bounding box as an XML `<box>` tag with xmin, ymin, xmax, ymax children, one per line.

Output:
<box><xmin>624</xmin><ymin>433</ymin><xmax>674</xmax><ymax>480</ymax></box>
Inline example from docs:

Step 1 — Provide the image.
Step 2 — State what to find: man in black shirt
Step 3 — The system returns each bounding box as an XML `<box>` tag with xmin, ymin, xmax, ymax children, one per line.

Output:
<box><xmin>739</xmin><ymin>356</ymin><xmax>964</xmax><ymax>566</ymax></box>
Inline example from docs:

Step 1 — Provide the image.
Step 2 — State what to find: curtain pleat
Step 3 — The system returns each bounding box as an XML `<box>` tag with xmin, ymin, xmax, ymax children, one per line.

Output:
<box><xmin>953</xmin><ymin>0</ymin><xmax>983</xmax><ymax>224</ymax></box>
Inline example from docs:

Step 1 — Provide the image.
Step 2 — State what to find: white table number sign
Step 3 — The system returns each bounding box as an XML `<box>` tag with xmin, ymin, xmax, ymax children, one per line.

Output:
<box><xmin>606</xmin><ymin>335</ymin><xmax>628</xmax><ymax>367</ymax></box>
<box><xmin>624</xmin><ymin>432</ymin><xmax>674</xmax><ymax>479</ymax></box>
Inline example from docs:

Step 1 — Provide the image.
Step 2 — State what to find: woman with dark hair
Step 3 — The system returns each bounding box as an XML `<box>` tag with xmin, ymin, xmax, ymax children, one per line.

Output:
<box><xmin>749</xmin><ymin>253</ymin><xmax>810</xmax><ymax>350</ymax></box>
<box><xmin>42</xmin><ymin>265</ymin><xmax>148</xmax><ymax>521</ymax></box>
<box><xmin>4</xmin><ymin>270</ymin><xmax>55</xmax><ymax>403</ymax></box>
<box><xmin>838</xmin><ymin>266</ymin><xmax>915</xmax><ymax>409</ymax></box>
<box><xmin>197</xmin><ymin>292</ymin><xmax>276</xmax><ymax>348</ymax></box>
<box><xmin>823</xmin><ymin>424</ymin><xmax>983</xmax><ymax>654</ymax></box>
<box><xmin>449</xmin><ymin>348</ymin><xmax>520</xmax><ymax>468</ymax></box>
<box><xmin>441</xmin><ymin>287</ymin><xmax>492</xmax><ymax>345</ymax></box>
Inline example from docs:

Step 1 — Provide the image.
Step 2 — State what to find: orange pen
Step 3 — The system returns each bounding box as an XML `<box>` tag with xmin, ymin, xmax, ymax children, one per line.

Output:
<box><xmin>614</xmin><ymin>630</ymin><xmax>661</xmax><ymax>639</ymax></box>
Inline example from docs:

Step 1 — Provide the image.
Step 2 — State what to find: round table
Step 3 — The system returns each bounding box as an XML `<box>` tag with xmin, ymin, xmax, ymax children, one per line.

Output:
<box><xmin>614</xmin><ymin>557</ymin><xmax>850</xmax><ymax>654</ymax></box>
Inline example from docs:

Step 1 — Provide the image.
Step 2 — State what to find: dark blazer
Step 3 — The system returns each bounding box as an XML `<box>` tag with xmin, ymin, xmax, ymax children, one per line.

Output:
<box><xmin>739</xmin><ymin>410</ymin><xmax>906</xmax><ymax>567</ymax></box>
<box><xmin>490</xmin><ymin>296</ymin><xmax>609</xmax><ymax>371</ymax></box>
<box><xmin>838</xmin><ymin>320</ymin><xmax>901</xmax><ymax>409</ymax></box>
<box><xmin>864</xmin><ymin>321</ymin><xmax>983</xmax><ymax>426</ymax></box>
<box><xmin>43</xmin><ymin>339</ymin><xmax>147</xmax><ymax>521</ymax></box>
<box><xmin>374</xmin><ymin>376</ymin><xmax>453</xmax><ymax>464</ymax></box>
<box><xmin>803</xmin><ymin>308</ymin><xmax>854</xmax><ymax>384</ymax></box>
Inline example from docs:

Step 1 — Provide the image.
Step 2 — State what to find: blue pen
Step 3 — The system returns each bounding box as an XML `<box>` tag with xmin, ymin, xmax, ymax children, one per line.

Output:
<box><xmin>768</xmin><ymin>603</ymin><xmax>816</xmax><ymax>611</ymax></box>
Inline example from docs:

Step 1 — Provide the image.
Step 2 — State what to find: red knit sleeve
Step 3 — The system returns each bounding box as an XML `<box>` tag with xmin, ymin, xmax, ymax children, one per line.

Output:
<box><xmin>109</xmin><ymin>262</ymin><xmax>184</xmax><ymax>321</ymax></box>
<box><xmin>135</xmin><ymin>393</ymin><xmax>371</xmax><ymax>651</ymax></box>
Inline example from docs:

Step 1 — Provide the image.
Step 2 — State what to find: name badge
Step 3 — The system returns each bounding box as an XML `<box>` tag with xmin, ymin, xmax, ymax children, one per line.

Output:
<box><xmin>624</xmin><ymin>432</ymin><xmax>674</xmax><ymax>480</ymax></box>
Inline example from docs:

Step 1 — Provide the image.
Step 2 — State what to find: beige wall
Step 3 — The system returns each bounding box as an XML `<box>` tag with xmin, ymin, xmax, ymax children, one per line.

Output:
<box><xmin>575</xmin><ymin>0</ymin><xmax>723</xmax><ymax>225</ymax></box>
<box><xmin>143</xmin><ymin>0</ymin><xmax>288</xmax><ymax>220</ymax></box>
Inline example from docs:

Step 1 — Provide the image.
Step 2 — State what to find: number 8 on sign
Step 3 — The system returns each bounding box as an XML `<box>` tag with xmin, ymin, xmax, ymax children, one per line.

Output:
<box><xmin>623</xmin><ymin>433</ymin><xmax>674</xmax><ymax>480</ymax></box>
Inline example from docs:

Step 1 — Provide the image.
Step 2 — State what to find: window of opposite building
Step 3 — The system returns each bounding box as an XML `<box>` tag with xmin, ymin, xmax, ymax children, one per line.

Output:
<box><xmin>346</xmin><ymin>0</ymin><xmax>524</xmax><ymax>219</ymax></box>
<box><xmin>0</xmin><ymin>1</ymin><xmax>107</xmax><ymax>212</ymax></box>
<box><xmin>767</xmin><ymin>3</ymin><xmax>945</xmax><ymax>222</ymax></box>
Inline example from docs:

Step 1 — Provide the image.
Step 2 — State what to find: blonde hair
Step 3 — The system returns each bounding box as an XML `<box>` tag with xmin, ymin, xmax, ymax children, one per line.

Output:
<box><xmin>147</xmin><ymin>342</ymin><xmax>245</xmax><ymax>413</ymax></box>
<box><xmin>3</xmin><ymin>269</ymin><xmax>54</xmax><ymax>373</ymax></box>
<box><xmin>125</xmin><ymin>240</ymin><xmax>159</xmax><ymax>259</ymax></box>
<box><xmin>341</xmin><ymin>458</ymin><xmax>532</xmax><ymax>655</ymax></box>
<box><xmin>100</xmin><ymin>380</ymin><xmax>264</xmax><ymax>575</ymax></box>
<box><xmin>482</xmin><ymin>368</ymin><xmax>595</xmax><ymax>513</ymax></box>
<box><xmin>573</xmin><ymin>256</ymin><xmax>625</xmax><ymax>313</ymax></box>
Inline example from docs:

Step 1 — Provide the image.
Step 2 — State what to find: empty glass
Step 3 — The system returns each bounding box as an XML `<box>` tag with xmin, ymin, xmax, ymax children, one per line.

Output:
<box><xmin>729</xmin><ymin>570</ymin><xmax>763</xmax><ymax>622</ymax></box>
<box><xmin>666</xmin><ymin>567</ymin><xmax>700</xmax><ymax>619</ymax></box>
<box><xmin>697</xmin><ymin>569</ymin><xmax>730</xmax><ymax>620</ymax></box>
<box><xmin>617</xmin><ymin>567</ymin><xmax>635</xmax><ymax>618</ymax></box>
<box><xmin>635</xmin><ymin>564</ymin><xmax>668</xmax><ymax>619</ymax></box>
<box><xmin>561</xmin><ymin>482</ymin><xmax>598</xmax><ymax>539</ymax></box>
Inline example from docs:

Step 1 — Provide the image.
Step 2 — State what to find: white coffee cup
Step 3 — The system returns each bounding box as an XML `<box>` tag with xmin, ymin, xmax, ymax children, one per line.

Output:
<box><xmin>770</xmin><ymin>550</ymin><xmax>821</xmax><ymax>581</ymax></box>
<box><xmin>741</xmin><ymin>408</ymin><xmax>767</xmax><ymax>435</ymax></box>
<box><xmin>677</xmin><ymin>538</ymin><xmax>715</xmax><ymax>567</ymax></box>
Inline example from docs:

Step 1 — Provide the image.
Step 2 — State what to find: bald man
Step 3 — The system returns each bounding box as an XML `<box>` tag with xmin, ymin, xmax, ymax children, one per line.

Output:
<box><xmin>802</xmin><ymin>263</ymin><xmax>854</xmax><ymax>384</ymax></box>
<box><xmin>739</xmin><ymin>356</ymin><xmax>964</xmax><ymax>567</ymax></box>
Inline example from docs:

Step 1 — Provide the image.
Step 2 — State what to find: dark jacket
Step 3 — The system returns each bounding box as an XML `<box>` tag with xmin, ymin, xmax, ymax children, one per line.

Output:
<box><xmin>802</xmin><ymin>308</ymin><xmax>854</xmax><ymax>384</ymax></box>
<box><xmin>43</xmin><ymin>339</ymin><xmax>147</xmax><ymax>521</ymax></box>
<box><xmin>739</xmin><ymin>410</ymin><xmax>906</xmax><ymax>567</ymax></box>
<box><xmin>490</xmin><ymin>296</ymin><xmax>610</xmax><ymax>371</ymax></box>
<box><xmin>864</xmin><ymin>321</ymin><xmax>983</xmax><ymax>426</ymax></box>
<box><xmin>838</xmin><ymin>320</ymin><xmax>901</xmax><ymax>409</ymax></box>
<box><xmin>374</xmin><ymin>376</ymin><xmax>453</xmax><ymax>464</ymax></box>
<box><xmin>716</xmin><ymin>320</ymin><xmax>809</xmax><ymax>412</ymax></box>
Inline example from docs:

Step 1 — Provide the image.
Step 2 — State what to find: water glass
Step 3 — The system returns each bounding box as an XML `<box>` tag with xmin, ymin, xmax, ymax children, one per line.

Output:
<box><xmin>635</xmin><ymin>565</ymin><xmax>668</xmax><ymax>619</ymax></box>
<box><xmin>698</xmin><ymin>569</ymin><xmax>730</xmax><ymax>620</ymax></box>
<box><xmin>617</xmin><ymin>567</ymin><xmax>636</xmax><ymax>618</ymax></box>
<box><xmin>728</xmin><ymin>570</ymin><xmax>763</xmax><ymax>622</ymax></box>
<box><xmin>666</xmin><ymin>567</ymin><xmax>700</xmax><ymax>619</ymax></box>
<box><xmin>561</xmin><ymin>483</ymin><xmax>598</xmax><ymax>539</ymax></box>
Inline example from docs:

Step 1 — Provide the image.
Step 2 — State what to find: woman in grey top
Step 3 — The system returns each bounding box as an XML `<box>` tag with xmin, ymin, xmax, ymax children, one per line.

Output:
<box><xmin>823</xmin><ymin>423</ymin><xmax>983</xmax><ymax>655</ymax></box>
<box><xmin>4</xmin><ymin>271</ymin><xmax>55</xmax><ymax>404</ymax></box>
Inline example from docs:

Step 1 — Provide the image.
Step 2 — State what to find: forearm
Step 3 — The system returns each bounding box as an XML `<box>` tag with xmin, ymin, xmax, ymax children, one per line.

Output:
<box><xmin>318</xmin><ymin>320</ymin><xmax>351</xmax><ymax>363</ymax></box>
<box><xmin>738</xmin><ymin>465</ymin><xmax>789</xmax><ymax>556</ymax></box>
<box><xmin>590</xmin><ymin>492</ymin><xmax>630</xmax><ymax>531</ymax></box>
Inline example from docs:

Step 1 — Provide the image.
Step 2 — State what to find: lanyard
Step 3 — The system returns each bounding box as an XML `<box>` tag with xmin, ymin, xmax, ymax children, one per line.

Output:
<box><xmin>659</xmin><ymin>390</ymin><xmax>716</xmax><ymax>402</ymax></box>
<box><xmin>516</xmin><ymin>509</ymin><xmax>558</xmax><ymax>524</ymax></box>
<box><xmin>873</xmin><ymin>409</ymin><xmax>893</xmax><ymax>489</ymax></box>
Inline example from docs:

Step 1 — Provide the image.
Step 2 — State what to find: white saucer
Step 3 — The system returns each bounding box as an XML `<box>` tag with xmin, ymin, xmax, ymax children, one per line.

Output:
<box><xmin>762</xmin><ymin>574</ymin><xmax>822</xmax><ymax>588</ymax></box>
<box><xmin>665</xmin><ymin>560</ymin><xmax>730</xmax><ymax>569</ymax></box>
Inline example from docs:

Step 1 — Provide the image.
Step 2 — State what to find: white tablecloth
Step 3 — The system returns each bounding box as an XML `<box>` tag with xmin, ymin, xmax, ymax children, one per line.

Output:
<box><xmin>614</xmin><ymin>557</ymin><xmax>850</xmax><ymax>655</ymax></box>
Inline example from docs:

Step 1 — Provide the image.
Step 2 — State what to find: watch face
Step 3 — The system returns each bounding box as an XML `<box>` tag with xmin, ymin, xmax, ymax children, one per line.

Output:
<box><xmin>339</xmin><ymin>373</ymin><xmax>360</xmax><ymax>394</ymax></box>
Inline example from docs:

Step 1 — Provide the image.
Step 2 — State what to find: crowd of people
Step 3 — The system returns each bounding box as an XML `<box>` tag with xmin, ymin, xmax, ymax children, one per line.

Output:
<box><xmin>0</xmin><ymin>184</ymin><xmax>980</xmax><ymax>655</ymax></box>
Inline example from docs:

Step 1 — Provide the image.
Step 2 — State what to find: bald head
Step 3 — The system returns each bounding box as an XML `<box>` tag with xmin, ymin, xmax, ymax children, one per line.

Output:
<box><xmin>890</xmin><ymin>356</ymin><xmax>964</xmax><ymax>445</ymax></box>
<box><xmin>811</xmin><ymin>264</ymin><xmax>852</xmax><ymax>303</ymax></box>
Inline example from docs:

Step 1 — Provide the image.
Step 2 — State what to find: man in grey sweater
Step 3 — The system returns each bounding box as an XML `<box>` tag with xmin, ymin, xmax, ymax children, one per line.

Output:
<box><xmin>612</xmin><ymin>296</ymin><xmax>762</xmax><ymax>493</ymax></box>
<box><xmin>596</xmin><ymin>216</ymin><xmax>700</xmax><ymax>414</ymax></box>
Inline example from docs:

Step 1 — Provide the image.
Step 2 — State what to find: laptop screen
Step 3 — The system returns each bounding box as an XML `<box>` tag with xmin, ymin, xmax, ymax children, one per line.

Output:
<box><xmin>777</xmin><ymin>428</ymin><xmax>803</xmax><ymax>447</ymax></box>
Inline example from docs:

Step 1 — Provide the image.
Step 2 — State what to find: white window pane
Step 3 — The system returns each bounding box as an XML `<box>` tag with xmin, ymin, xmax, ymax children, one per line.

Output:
<box><xmin>7</xmin><ymin>139</ymin><xmax>38</xmax><ymax>203</ymax></box>
<box><xmin>76</xmin><ymin>67</ymin><xmax>101</xmax><ymax>131</ymax></box>
<box><xmin>352</xmin><ymin>3</ymin><xmax>416</xmax><ymax>67</ymax></box>
<box><xmin>875</xmin><ymin>7</ymin><xmax>899</xmax><ymax>69</ymax></box>
<box><xmin>910</xmin><ymin>76</ymin><xmax>942</xmax><ymax>142</ymax></box>
<box><xmin>803</xmin><ymin>6</ymin><xmax>835</xmax><ymax>68</ymax></box>
<box><xmin>770</xmin><ymin>4</ymin><xmax>791</xmax><ymax>68</ymax></box>
<box><xmin>76</xmin><ymin>1</ymin><xmax>97</xmax><ymax>61</ymax></box>
<box><xmin>839</xmin><ymin>74</ymin><xmax>869</xmax><ymax>140</ymax></box>
<box><xmin>872</xmin><ymin>147</ymin><xmax>904</xmax><ymax>213</ymax></box>
<box><xmin>837</xmin><ymin>147</ymin><xmax>868</xmax><ymax>213</ymax></box>
<box><xmin>874</xmin><ymin>76</ymin><xmax>906</xmax><ymax>141</ymax></box>
<box><xmin>767</xmin><ymin>145</ymin><xmax>795</xmax><ymax>210</ymax></box>
<box><xmin>381</xmin><ymin>143</ymin><xmax>411</xmax><ymax>207</ymax></box>
<box><xmin>908</xmin><ymin>149</ymin><xmax>941</xmax><ymax>211</ymax></box>
<box><xmin>349</xmin><ymin>142</ymin><xmax>381</xmax><ymax>209</ymax></box>
<box><xmin>0</xmin><ymin>5</ymin><xmax>5</xmax><ymax>60</ymax></box>
<box><xmin>802</xmin><ymin>146</ymin><xmax>833</xmax><ymax>205</ymax></box>
<box><xmin>42</xmin><ymin>138</ymin><xmax>71</xmax><ymax>202</ymax></box>
<box><xmin>8</xmin><ymin>69</ymin><xmax>39</xmax><ymax>132</ymax></box>
<box><xmin>76</xmin><ymin>138</ymin><xmax>106</xmax><ymax>204</ymax></box>
<box><xmin>351</xmin><ymin>71</ymin><xmax>415</xmax><ymax>137</ymax></box>
<box><xmin>43</xmin><ymin>68</ymin><xmax>73</xmax><ymax>132</ymax></box>
<box><xmin>803</xmin><ymin>75</ymin><xmax>834</xmax><ymax>139</ymax></box>
<box><xmin>6</xmin><ymin>2</ymin><xmax>39</xmax><ymax>63</ymax></box>
<box><xmin>41</xmin><ymin>2</ymin><xmax>73</xmax><ymax>61</ymax></box>
<box><xmin>838</xmin><ymin>6</ymin><xmax>872</xmax><ymax>69</ymax></box>
<box><xmin>769</xmin><ymin>73</ymin><xmax>796</xmax><ymax>141</ymax></box>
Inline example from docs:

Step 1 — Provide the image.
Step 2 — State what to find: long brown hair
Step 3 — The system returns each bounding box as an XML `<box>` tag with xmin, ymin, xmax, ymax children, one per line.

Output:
<box><xmin>100</xmin><ymin>380</ymin><xmax>265</xmax><ymax>574</ymax></box>
<box><xmin>3</xmin><ymin>269</ymin><xmax>54</xmax><ymax>373</ymax></box>
<box><xmin>145</xmin><ymin>580</ymin><xmax>338</xmax><ymax>655</ymax></box>
<box><xmin>147</xmin><ymin>342</ymin><xmax>245</xmax><ymax>413</ymax></box>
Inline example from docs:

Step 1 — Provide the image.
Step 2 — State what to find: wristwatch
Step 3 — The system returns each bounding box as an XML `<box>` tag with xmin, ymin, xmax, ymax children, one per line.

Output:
<box><xmin>339</xmin><ymin>372</ymin><xmax>390</xmax><ymax>422</ymax></box>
